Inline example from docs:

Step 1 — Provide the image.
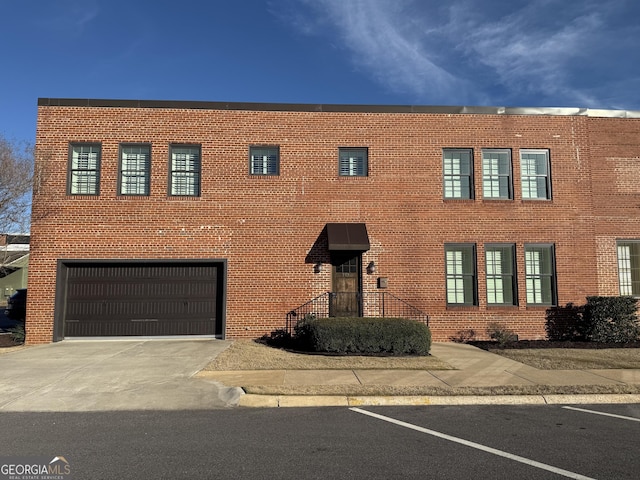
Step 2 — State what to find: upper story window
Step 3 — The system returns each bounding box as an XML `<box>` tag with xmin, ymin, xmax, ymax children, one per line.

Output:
<box><xmin>443</xmin><ymin>149</ymin><xmax>473</xmax><ymax>199</ymax></box>
<box><xmin>520</xmin><ymin>149</ymin><xmax>551</xmax><ymax>200</ymax></box>
<box><xmin>445</xmin><ymin>243</ymin><xmax>477</xmax><ymax>306</ymax></box>
<box><xmin>485</xmin><ymin>244</ymin><xmax>517</xmax><ymax>306</ymax></box>
<box><xmin>339</xmin><ymin>147</ymin><xmax>368</xmax><ymax>177</ymax></box>
<box><xmin>170</xmin><ymin>145</ymin><xmax>201</xmax><ymax>196</ymax></box>
<box><xmin>617</xmin><ymin>241</ymin><xmax>640</xmax><ymax>296</ymax></box>
<box><xmin>482</xmin><ymin>149</ymin><xmax>512</xmax><ymax>199</ymax></box>
<box><xmin>69</xmin><ymin>143</ymin><xmax>101</xmax><ymax>195</ymax></box>
<box><xmin>119</xmin><ymin>144</ymin><xmax>150</xmax><ymax>196</ymax></box>
<box><xmin>250</xmin><ymin>146</ymin><xmax>279</xmax><ymax>176</ymax></box>
<box><xmin>525</xmin><ymin>244</ymin><xmax>556</xmax><ymax>306</ymax></box>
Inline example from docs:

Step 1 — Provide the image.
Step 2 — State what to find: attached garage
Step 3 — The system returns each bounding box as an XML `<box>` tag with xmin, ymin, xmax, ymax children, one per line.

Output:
<box><xmin>53</xmin><ymin>260</ymin><xmax>226</xmax><ymax>340</ymax></box>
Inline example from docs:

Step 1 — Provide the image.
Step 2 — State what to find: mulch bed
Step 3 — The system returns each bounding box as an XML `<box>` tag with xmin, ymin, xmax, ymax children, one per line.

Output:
<box><xmin>0</xmin><ymin>333</ymin><xmax>22</xmax><ymax>348</ymax></box>
<box><xmin>470</xmin><ymin>340</ymin><xmax>640</xmax><ymax>350</ymax></box>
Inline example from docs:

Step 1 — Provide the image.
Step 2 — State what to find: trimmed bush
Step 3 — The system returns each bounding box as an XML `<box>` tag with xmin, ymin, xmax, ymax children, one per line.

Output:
<box><xmin>294</xmin><ymin>317</ymin><xmax>431</xmax><ymax>355</ymax></box>
<box><xmin>545</xmin><ymin>303</ymin><xmax>587</xmax><ymax>341</ymax></box>
<box><xmin>583</xmin><ymin>296</ymin><xmax>640</xmax><ymax>343</ymax></box>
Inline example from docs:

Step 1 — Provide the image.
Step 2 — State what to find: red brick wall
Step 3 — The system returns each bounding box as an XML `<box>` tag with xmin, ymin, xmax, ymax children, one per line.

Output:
<box><xmin>27</xmin><ymin>102</ymin><xmax>640</xmax><ymax>344</ymax></box>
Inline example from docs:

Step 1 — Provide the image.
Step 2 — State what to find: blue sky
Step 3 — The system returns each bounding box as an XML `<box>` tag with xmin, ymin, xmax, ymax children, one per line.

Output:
<box><xmin>1</xmin><ymin>0</ymin><xmax>639</xmax><ymax>142</ymax></box>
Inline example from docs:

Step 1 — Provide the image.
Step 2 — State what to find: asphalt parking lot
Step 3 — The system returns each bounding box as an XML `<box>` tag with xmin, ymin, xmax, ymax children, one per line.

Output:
<box><xmin>0</xmin><ymin>404</ymin><xmax>638</xmax><ymax>479</ymax></box>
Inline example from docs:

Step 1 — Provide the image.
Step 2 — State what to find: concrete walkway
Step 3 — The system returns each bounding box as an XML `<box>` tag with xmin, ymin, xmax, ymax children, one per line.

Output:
<box><xmin>201</xmin><ymin>342</ymin><xmax>640</xmax><ymax>407</ymax></box>
<box><xmin>0</xmin><ymin>339</ymin><xmax>242</xmax><ymax>412</ymax></box>
<box><xmin>2</xmin><ymin>340</ymin><xmax>640</xmax><ymax>411</ymax></box>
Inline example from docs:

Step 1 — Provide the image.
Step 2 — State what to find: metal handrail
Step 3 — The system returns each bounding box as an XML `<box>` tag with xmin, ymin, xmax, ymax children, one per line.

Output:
<box><xmin>286</xmin><ymin>291</ymin><xmax>429</xmax><ymax>333</ymax></box>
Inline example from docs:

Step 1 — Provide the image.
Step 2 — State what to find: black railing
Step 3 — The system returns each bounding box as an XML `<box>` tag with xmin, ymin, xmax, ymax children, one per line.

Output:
<box><xmin>286</xmin><ymin>291</ymin><xmax>429</xmax><ymax>334</ymax></box>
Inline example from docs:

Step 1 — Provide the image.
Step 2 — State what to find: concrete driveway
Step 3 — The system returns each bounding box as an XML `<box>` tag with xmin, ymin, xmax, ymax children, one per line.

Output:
<box><xmin>0</xmin><ymin>339</ymin><xmax>242</xmax><ymax>412</ymax></box>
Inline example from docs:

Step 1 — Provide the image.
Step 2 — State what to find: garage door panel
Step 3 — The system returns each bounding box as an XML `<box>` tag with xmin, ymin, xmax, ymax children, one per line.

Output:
<box><xmin>65</xmin><ymin>318</ymin><xmax>216</xmax><ymax>336</ymax></box>
<box><xmin>62</xmin><ymin>262</ymin><xmax>223</xmax><ymax>337</ymax></box>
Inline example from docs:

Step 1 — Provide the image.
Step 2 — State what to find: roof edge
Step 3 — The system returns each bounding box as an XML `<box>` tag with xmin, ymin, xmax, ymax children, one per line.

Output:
<box><xmin>36</xmin><ymin>98</ymin><xmax>640</xmax><ymax>118</ymax></box>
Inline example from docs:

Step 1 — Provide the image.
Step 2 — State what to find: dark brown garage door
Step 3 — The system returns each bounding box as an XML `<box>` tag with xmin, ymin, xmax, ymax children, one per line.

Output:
<box><xmin>60</xmin><ymin>262</ymin><xmax>224</xmax><ymax>337</ymax></box>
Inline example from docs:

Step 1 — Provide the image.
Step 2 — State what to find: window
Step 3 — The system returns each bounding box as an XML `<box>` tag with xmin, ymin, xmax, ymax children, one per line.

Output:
<box><xmin>69</xmin><ymin>144</ymin><xmax>101</xmax><ymax>195</ymax></box>
<box><xmin>617</xmin><ymin>241</ymin><xmax>640</xmax><ymax>296</ymax></box>
<box><xmin>485</xmin><ymin>244</ymin><xmax>517</xmax><ymax>305</ymax></box>
<box><xmin>482</xmin><ymin>149</ymin><xmax>512</xmax><ymax>199</ymax></box>
<box><xmin>443</xmin><ymin>149</ymin><xmax>473</xmax><ymax>199</ymax></box>
<box><xmin>119</xmin><ymin>145</ymin><xmax>150</xmax><ymax>195</ymax></box>
<box><xmin>525</xmin><ymin>244</ymin><xmax>556</xmax><ymax>305</ymax></box>
<box><xmin>521</xmin><ymin>149</ymin><xmax>551</xmax><ymax>200</ymax></box>
<box><xmin>339</xmin><ymin>147</ymin><xmax>368</xmax><ymax>176</ymax></box>
<box><xmin>445</xmin><ymin>244</ymin><xmax>477</xmax><ymax>305</ymax></box>
<box><xmin>250</xmin><ymin>146</ymin><xmax>279</xmax><ymax>176</ymax></box>
<box><xmin>170</xmin><ymin>145</ymin><xmax>201</xmax><ymax>196</ymax></box>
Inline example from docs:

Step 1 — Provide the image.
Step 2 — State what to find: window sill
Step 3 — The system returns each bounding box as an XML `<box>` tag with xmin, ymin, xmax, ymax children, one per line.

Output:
<box><xmin>446</xmin><ymin>305</ymin><xmax>479</xmax><ymax>311</ymax></box>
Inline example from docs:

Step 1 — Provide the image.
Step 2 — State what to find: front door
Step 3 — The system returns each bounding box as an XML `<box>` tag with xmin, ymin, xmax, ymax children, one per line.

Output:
<box><xmin>330</xmin><ymin>253</ymin><xmax>361</xmax><ymax>317</ymax></box>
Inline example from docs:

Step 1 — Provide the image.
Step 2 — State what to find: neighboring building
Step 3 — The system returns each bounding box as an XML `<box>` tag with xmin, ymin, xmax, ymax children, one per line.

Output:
<box><xmin>1</xmin><ymin>234</ymin><xmax>29</xmax><ymax>304</ymax></box>
<box><xmin>27</xmin><ymin>98</ymin><xmax>640</xmax><ymax>344</ymax></box>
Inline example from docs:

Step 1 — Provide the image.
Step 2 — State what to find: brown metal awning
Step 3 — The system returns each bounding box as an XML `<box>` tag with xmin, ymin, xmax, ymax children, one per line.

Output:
<box><xmin>326</xmin><ymin>223</ymin><xmax>370</xmax><ymax>251</ymax></box>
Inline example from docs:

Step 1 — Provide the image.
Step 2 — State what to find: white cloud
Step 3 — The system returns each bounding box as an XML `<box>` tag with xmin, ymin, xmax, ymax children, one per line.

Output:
<box><xmin>275</xmin><ymin>0</ymin><xmax>474</xmax><ymax>102</ymax></box>
<box><xmin>36</xmin><ymin>0</ymin><xmax>100</xmax><ymax>36</ymax></box>
<box><xmin>448</xmin><ymin>2</ymin><xmax>604</xmax><ymax>105</ymax></box>
<box><xmin>276</xmin><ymin>0</ymin><xmax>638</xmax><ymax>108</ymax></box>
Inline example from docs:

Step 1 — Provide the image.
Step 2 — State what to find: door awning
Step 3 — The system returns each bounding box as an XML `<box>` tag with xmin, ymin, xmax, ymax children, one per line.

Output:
<box><xmin>326</xmin><ymin>223</ymin><xmax>370</xmax><ymax>251</ymax></box>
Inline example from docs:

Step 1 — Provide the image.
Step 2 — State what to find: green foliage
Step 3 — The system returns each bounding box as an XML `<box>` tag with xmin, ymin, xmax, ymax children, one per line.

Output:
<box><xmin>486</xmin><ymin>322</ymin><xmax>517</xmax><ymax>346</ymax></box>
<box><xmin>545</xmin><ymin>303</ymin><xmax>587</xmax><ymax>341</ymax></box>
<box><xmin>8</xmin><ymin>324</ymin><xmax>25</xmax><ymax>344</ymax></box>
<box><xmin>259</xmin><ymin>329</ymin><xmax>293</xmax><ymax>348</ymax></box>
<box><xmin>545</xmin><ymin>297</ymin><xmax>640</xmax><ymax>343</ymax></box>
<box><xmin>294</xmin><ymin>317</ymin><xmax>431</xmax><ymax>355</ymax></box>
<box><xmin>583</xmin><ymin>296</ymin><xmax>640</xmax><ymax>343</ymax></box>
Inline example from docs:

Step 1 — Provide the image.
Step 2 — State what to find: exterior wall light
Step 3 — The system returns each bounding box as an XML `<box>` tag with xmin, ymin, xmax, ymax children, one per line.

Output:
<box><xmin>366</xmin><ymin>261</ymin><xmax>376</xmax><ymax>274</ymax></box>
<box><xmin>313</xmin><ymin>262</ymin><xmax>323</xmax><ymax>273</ymax></box>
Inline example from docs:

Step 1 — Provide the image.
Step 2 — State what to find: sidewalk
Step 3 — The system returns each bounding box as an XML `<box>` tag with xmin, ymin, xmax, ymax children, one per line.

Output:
<box><xmin>199</xmin><ymin>342</ymin><xmax>640</xmax><ymax>407</ymax></box>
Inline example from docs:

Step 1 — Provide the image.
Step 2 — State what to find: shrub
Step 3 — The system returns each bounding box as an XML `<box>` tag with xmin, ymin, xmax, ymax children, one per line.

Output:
<box><xmin>583</xmin><ymin>296</ymin><xmax>640</xmax><ymax>343</ymax></box>
<box><xmin>486</xmin><ymin>322</ymin><xmax>517</xmax><ymax>346</ymax></box>
<box><xmin>450</xmin><ymin>329</ymin><xmax>476</xmax><ymax>343</ymax></box>
<box><xmin>9</xmin><ymin>324</ymin><xmax>25</xmax><ymax>344</ymax></box>
<box><xmin>259</xmin><ymin>329</ymin><xmax>293</xmax><ymax>348</ymax></box>
<box><xmin>294</xmin><ymin>317</ymin><xmax>431</xmax><ymax>355</ymax></box>
<box><xmin>545</xmin><ymin>303</ymin><xmax>587</xmax><ymax>341</ymax></box>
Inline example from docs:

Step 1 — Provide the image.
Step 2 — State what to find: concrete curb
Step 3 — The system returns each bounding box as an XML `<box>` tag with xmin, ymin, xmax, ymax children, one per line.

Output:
<box><xmin>237</xmin><ymin>393</ymin><xmax>640</xmax><ymax>408</ymax></box>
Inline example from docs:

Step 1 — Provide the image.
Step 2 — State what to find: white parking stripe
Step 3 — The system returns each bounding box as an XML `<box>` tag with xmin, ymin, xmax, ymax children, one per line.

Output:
<box><xmin>562</xmin><ymin>406</ymin><xmax>640</xmax><ymax>422</ymax></box>
<box><xmin>350</xmin><ymin>408</ymin><xmax>597</xmax><ymax>480</ymax></box>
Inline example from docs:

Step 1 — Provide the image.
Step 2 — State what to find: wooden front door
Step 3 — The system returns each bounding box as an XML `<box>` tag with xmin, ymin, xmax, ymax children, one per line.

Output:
<box><xmin>330</xmin><ymin>253</ymin><xmax>361</xmax><ymax>317</ymax></box>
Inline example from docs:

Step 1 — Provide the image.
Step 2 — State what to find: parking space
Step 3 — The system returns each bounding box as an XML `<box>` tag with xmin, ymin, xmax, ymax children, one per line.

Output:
<box><xmin>350</xmin><ymin>405</ymin><xmax>640</xmax><ymax>479</ymax></box>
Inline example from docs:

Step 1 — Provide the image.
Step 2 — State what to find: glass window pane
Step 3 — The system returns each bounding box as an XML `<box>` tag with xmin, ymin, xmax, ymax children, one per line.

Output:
<box><xmin>70</xmin><ymin>144</ymin><xmax>100</xmax><ymax>195</ymax></box>
<box><xmin>617</xmin><ymin>242</ymin><xmax>640</xmax><ymax>296</ymax></box>
<box><xmin>120</xmin><ymin>145</ymin><xmax>150</xmax><ymax>195</ymax></box>
<box><xmin>525</xmin><ymin>245</ymin><xmax>555</xmax><ymax>305</ymax></box>
<box><xmin>445</xmin><ymin>244</ymin><xmax>476</xmax><ymax>305</ymax></box>
<box><xmin>521</xmin><ymin>150</ymin><xmax>550</xmax><ymax>200</ymax></box>
<box><xmin>443</xmin><ymin>149</ymin><xmax>472</xmax><ymax>199</ymax></box>
<box><xmin>482</xmin><ymin>150</ymin><xmax>511</xmax><ymax>199</ymax></box>
<box><xmin>339</xmin><ymin>148</ymin><xmax>367</xmax><ymax>176</ymax></box>
<box><xmin>486</xmin><ymin>245</ymin><xmax>516</xmax><ymax>305</ymax></box>
<box><xmin>250</xmin><ymin>147</ymin><xmax>279</xmax><ymax>175</ymax></box>
<box><xmin>171</xmin><ymin>146</ymin><xmax>201</xmax><ymax>196</ymax></box>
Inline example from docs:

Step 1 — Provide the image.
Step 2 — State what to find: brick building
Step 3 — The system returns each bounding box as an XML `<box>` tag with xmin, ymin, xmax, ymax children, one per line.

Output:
<box><xmin>27</xmin><ymin>98</ymin><xmax>640</xmax><ymax>344</ymax></box>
